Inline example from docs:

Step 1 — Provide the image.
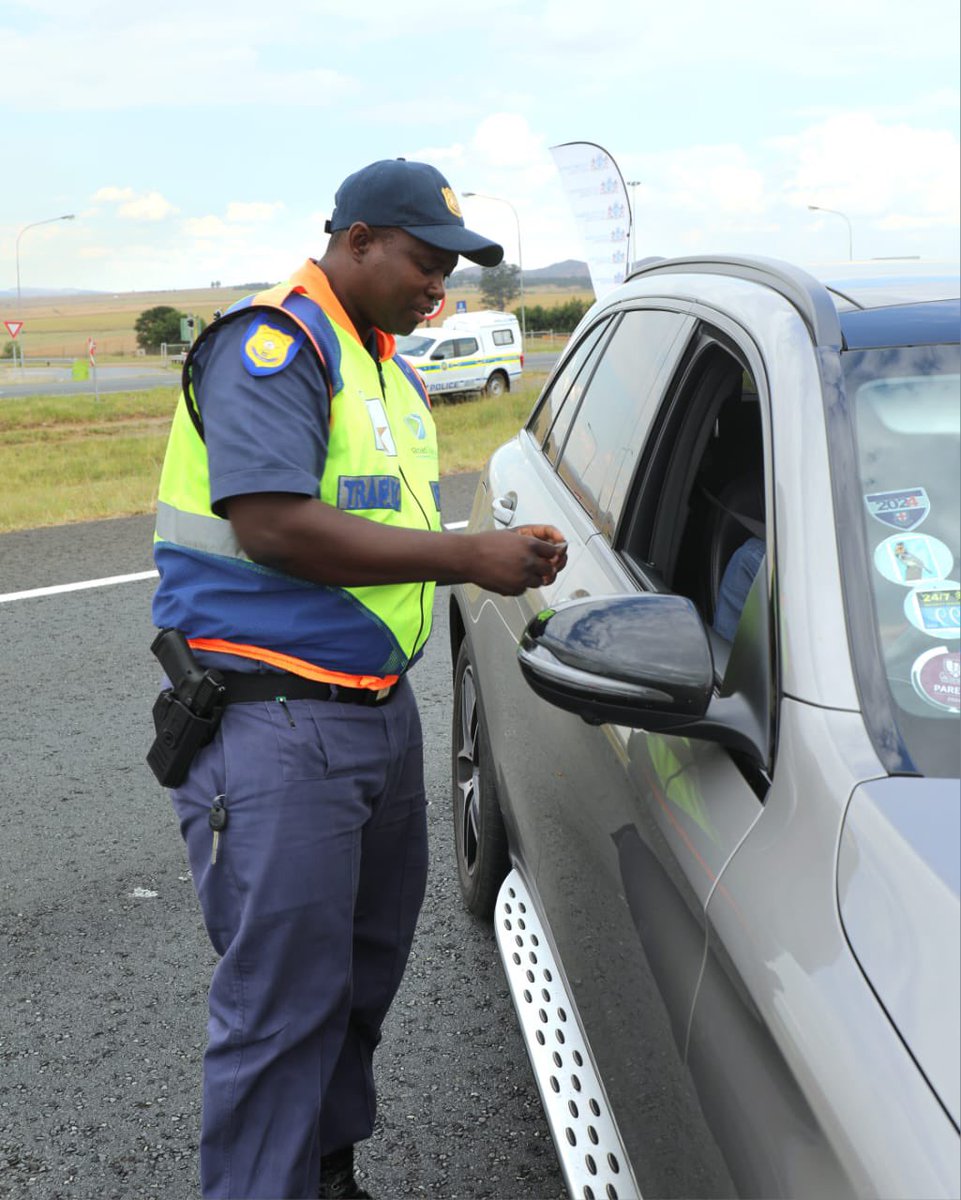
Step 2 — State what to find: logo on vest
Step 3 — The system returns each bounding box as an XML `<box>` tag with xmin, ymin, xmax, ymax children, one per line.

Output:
<box><xmin>404</xmin><ymin>413</ymin><xmax>427</xmax><ymax>440</ymax></box>
<box><xmin>441</xmin><ymin>187</ymin><xmax>462</xmax><ymax>218</ymax></box>
<box><xmin>244</xmin><ymin>323</ymin><xmax>296</xmax><ymax>371</ymax></box>
<box><xmin>364</xmin><ymin>398</ymin><xmax>397</xmax><ymax>456</ymax></box>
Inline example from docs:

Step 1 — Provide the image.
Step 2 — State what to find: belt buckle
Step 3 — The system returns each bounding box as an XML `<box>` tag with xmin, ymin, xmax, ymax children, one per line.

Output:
<box><xmin>374</xmin><ymin>686</ymin><xmax>391</xmax><ymax>703</ymax></box>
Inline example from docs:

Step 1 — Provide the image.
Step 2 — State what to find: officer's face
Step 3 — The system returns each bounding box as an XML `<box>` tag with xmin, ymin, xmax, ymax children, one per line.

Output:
<box><xmin>360</xmin><ymin>229</ymin><xmax>457</xmax><ymax>335</ymax></box>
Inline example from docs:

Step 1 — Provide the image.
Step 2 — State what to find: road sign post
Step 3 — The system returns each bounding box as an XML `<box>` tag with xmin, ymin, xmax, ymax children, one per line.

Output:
<box><xmin>4</xmin><ymin>319</ymin><xmax>24</xmax><ymax>370</ymax></box>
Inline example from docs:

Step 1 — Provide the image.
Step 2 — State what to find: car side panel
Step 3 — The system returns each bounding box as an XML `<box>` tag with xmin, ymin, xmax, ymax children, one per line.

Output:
<box><xmin>459</xmin><ymin>434</ymin><xmax>601</xmax><ymax>881</ymax></box>
<box><xmin>691</xmin><ymin>699</ymin><xmax>960</xmax><ymax>1198</ymax></box>
<box><xmin>467</xmin><ymin>436</ymin><xmax>759</xmax><ymax>1195</ymax></box>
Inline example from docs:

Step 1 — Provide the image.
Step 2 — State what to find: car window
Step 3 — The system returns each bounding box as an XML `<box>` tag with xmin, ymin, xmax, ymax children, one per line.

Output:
<box><xmin>395</xmin><ymin>335</ymin><xmax>434</xmax><ymax>357</ymax></box>
<box><xmin>528</xmin><ymin>317</ymin><xmax>612</xmax><ymax>458</ymax></box>
<box><xmin>555</xmin><ymin>309</ymin><xmax>694</xmax><ymax>541</ymax></box>
<box><xmin>839</xmin><ymin>344</ymin><xmax>960</xmax><ymax>778</ymax></box>
<box><xmin>454</xmin><ymin>338</ymin><xmax>479</xmax><ymax>356</ymax></box>
<box><xmin>431</xmin><ymin>340</ymin><xmax>457</xmax><ymax>360</ymax></box>
<box><xmin>492</xmin><ymin>329</ymin><xmax>515</xmax><ymax>346</ymax></box>
<box><xmin>621</xmin><ymin>333</ymin><xmax>770</xmax><ymax>713</ymax></box>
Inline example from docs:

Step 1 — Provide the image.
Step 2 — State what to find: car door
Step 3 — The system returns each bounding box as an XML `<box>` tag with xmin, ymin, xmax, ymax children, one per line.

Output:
<box><xmin>505</xmin><ymin>313</ymin><xmax>783</xmax><ymax>1197</ymax></box>
<box><xmin>464</xmin><ymin>308</ymin><xmax>692</xmax><ymax>878</ymax></box>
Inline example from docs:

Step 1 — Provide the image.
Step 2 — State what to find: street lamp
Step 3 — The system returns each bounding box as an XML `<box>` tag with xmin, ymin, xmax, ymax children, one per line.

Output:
<box><xmin>15</xmin><ymin>213</ymin><xmax>76</xmax><ymax>367</ymax></box>
<box><xmin>807</xmin><ymin>205</ymin><xmax>853</xmax><ymax>261</ymax></box>
<box><xmin>626</xmin><ymin>180</ymin><xmax>642</xmax><ymax>270</ymax></box>
<box><xmin>462</xmin><ymin>192</ymin><xmax>525</xmax><ymax>342</ymax></box>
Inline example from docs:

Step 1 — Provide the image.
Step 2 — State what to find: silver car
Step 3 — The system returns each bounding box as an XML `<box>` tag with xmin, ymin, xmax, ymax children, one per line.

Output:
<box><xmin>448</xmin><ymin>256</ymin><xmax>960</xmax><ymax>1199</ymax></box>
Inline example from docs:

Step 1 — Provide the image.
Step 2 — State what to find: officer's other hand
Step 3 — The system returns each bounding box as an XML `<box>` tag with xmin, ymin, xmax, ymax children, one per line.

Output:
<box><xmin>468</xmin><ymin>525</ymin><xmax>568</xmax><ymax>596</ymax></box>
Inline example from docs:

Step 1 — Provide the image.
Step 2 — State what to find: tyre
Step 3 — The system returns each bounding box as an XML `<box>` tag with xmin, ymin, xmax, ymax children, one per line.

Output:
<box><xmin>484</xmin><ymin>371</ymin><xmax>508</xmax><ymax>398</ymax></box>
<box><xmin>451</xmin><ymin>639</ymin><xmax>509</xmax><ymax>918</ymax></box>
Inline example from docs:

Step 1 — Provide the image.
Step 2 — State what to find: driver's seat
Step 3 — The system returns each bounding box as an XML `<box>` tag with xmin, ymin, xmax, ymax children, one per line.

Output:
<box><xmin>705</xmin><ymin>472</ymin><xmax>765</xmax><ymax>622</ymax></box>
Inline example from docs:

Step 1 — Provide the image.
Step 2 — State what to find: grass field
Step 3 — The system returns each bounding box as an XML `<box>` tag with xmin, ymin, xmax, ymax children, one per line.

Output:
<box><xmin>7</xmin><ymin>282</ymin><xmax>592</xmax><ymax>360</ymax></box>
<box><xmin>0</xmin><ymin>376</ymin><xmax>547</xmax><ymax>534</ymax></box>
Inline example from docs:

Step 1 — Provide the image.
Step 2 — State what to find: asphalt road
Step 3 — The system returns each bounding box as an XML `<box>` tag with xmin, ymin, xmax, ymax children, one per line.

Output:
<box><xmin>0</xmin><ymin>477</ymin><xmax>566</xmax><ymax>1200</ymax></box>
<box><xmin>0</xmin><ymin>353</ymin><xmax>557</xmax><ymax>400</ymax></box>
<box><xmin>0</xmin><ymin>365</ymin><xmax>178</xmax><ymax>400</ymax></box>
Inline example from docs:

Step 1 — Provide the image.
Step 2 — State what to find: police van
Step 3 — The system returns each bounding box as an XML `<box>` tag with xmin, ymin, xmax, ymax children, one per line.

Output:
<box><xmin>396</xmin><ymin>310</ymin><xmax>522</xmax><ymax>399</ymax></box>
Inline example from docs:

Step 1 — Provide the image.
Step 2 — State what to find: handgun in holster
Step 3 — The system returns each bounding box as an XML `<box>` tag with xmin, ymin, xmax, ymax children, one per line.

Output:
<box><xmin>146</xmin><ymin>628</ymin><xmax>227</xmax><ymax>787</ymax></box>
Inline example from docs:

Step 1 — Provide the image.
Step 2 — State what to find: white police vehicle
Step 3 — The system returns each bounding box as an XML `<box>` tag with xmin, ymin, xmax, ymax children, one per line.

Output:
<box><xmin>396</xmin><ymin>310</ymin><xmax>522</xmax><ymax>399</ymax></box>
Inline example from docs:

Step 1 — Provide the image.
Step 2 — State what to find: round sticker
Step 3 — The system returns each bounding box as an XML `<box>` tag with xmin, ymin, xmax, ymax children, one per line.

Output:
<box><xmin>904</xmin><ymin>581</ymin><xmax>961</xmax><ymax>640</ymax></box>
<box><xmin>910</xmin><ymin>646</ymin><xmax>961</xmax><ymax>713</ymax></box>
<box><xmin>873</xmin><ymin>534</ymin><xmax>954</xmax><ymax>587</ymax></box>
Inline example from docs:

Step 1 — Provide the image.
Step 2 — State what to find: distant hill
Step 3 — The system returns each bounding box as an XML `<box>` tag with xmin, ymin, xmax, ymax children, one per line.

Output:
<box><xmin>452</xmin><ymin>259</ymin><xmax>590</xmax><ymax>287</ymax></box>
<box><xmin>0</xmin><ymin>286</ymin><xmax>104</xmax><ymax>298</ymax></box>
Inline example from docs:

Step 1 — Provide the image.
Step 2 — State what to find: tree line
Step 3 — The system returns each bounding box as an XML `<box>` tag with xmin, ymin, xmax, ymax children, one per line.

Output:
<box><xmin>478</xmin><ymin>264</ymin><xmax>591</xmax><ymax>333</ymax></box>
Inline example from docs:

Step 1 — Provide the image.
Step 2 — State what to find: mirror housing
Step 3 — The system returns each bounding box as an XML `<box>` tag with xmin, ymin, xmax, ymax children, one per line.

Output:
<box><xmin>518</xmin><ymin>592</ymin><xmax>769</xmax><ymax>761</ymax></box>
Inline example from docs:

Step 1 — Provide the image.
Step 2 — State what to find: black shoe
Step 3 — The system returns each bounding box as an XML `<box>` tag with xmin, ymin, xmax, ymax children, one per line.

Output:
<box><xmin>319</xmin><ymin>1145</ymin><xmax>372</xmax><ymax>1200</ymax></box>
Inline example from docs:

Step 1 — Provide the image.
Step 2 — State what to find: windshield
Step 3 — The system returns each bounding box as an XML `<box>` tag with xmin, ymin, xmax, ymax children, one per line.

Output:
<box><xmin>394</xmin><ymin>335</ymin><xmax>435</xmax><ymax>357</ymax></box>
<box><xmin>841</xmin><ymin>343</ymin><xmax>960</xmax><ymax>777</ymax></box>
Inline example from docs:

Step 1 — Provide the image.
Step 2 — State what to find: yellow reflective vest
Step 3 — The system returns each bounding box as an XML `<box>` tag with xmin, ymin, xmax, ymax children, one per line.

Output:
<box><xmin>152</xmin><ymin>261</ymin><xmax>441</xmax><ymax>688</ymax></box>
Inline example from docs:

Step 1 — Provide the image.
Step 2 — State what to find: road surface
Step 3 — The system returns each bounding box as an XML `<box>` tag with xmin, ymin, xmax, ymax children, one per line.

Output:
<box><xmin>0</xmin><ymin>476</ymin><xmax>566</xmax><ymax>1200</ymax></box>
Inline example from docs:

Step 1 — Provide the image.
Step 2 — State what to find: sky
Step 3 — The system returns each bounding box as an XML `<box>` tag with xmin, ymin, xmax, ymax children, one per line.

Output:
<box><xmin>0</xmin><ymin>0</ymin><xmax>958</xmax><ymax>296</ymax></box>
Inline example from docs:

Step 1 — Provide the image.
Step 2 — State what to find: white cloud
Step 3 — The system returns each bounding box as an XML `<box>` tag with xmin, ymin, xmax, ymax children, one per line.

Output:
<box><xmin>778</xmin><ymin>112</ymin><xmax>960</xmax><ymax>224</ymax></box>
<box><xmin>183</xmin><ymin>216</ymin><xmax>230</xmax><ymax>239</ymax></box>
<box><xmin>92</xmin><ymin>186</ymin><xmax>178</xmax><ymax>221</ymax></box>
<box><xmin>472</xmin><ymin>113</ymin><xmax>546</xmax><ymax>171</ymax></box>
<box><xmin>640</xmin><ymin>146</ymin><xmax>769</xmax><ymax>216</ymax></box>
<box><xmin>225</xmin><ymin>201</ymin><xmax>285</xmax><ymax>223</ymax></box>
<box><xmin>0</xmin><ymin>12</ymin><xmax>356</xmax><ymax>111</ymax></box>
<box><xmin>93</xmin><ymin>186</ymin><xmax>136</xmax><ymax>203</ymax></box>
<box><xmin>117</xmin><ymin>192</ymin><xmax>178</xmax><ymax>221</ymax></box>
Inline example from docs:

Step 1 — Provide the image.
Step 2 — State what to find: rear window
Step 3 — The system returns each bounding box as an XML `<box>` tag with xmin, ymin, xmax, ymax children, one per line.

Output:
<box><xmin>840</xmin><ymin>343</ymin><xmax>960</xmax><ymax>777</ymax></box>
<box><xmin>492</xmin><ymin>329</ymin><xmax>515</xmax><ymax>346</ymax></box>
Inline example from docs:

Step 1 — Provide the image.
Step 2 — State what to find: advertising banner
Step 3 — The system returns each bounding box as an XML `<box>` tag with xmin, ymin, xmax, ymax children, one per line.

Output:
<box><xmin>550</xmin><ymin>141</ymin><xmax>630</xmax><ymax>300</ymax></box>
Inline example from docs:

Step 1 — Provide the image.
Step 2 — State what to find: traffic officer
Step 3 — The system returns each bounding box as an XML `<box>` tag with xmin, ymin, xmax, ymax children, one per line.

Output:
<box><xmin>150</xmin><ymin>159</ymin><xmax>567</xmax><ymax>1200</ymax></box>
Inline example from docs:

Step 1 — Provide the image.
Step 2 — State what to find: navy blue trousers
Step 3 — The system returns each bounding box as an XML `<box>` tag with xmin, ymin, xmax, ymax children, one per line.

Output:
<box><xmin>171</xmin><ymin>678</ymin><xmax>428</xmax><ymax>1199</ymax></box>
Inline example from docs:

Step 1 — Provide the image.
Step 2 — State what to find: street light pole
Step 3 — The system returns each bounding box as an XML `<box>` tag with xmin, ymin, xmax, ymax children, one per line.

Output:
<box><xmin>807</xmin><ymin>204</ymin><xmax>853</xmax><ymax>261</ymax></box>
<box><xmin>626</xmin><ymin>180</ymin><xmax>642</xmax><ymax>270</ymax></box>
<box><xmin>462</xmin><ymin>192</ymin><xmax>525</xmax><ymax>342</ymax></box>
<box><xmin>15</xmin><ymin>213</ymin><xmax>76</xmax><ymax>368</ymax></box>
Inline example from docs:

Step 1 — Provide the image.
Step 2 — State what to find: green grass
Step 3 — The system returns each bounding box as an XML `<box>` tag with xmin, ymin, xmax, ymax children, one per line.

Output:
<box><xmin>0</xmin><ymin>376</ymin><xmax>546</xmax><ymax>534</ymax></box>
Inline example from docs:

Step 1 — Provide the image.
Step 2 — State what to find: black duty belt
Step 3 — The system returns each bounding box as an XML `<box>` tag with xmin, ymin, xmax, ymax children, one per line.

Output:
<box><xmin>220</xmin><ymin>672</ymin><xmax>397</xmax><ymax>707</ymax></box>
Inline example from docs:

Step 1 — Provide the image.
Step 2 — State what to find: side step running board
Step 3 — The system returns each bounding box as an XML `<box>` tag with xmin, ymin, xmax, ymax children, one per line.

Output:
<box><xmin>495</xmin><ymin>870</ymin><xmax>641</xmax><ymax>1200</ymax></box>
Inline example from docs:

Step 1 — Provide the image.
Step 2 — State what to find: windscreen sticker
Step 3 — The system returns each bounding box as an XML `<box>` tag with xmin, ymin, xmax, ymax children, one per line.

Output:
<box><xmin>864</xmin><ymin>486</ymin><xmax>929</xmax><ymax>531</ymax></box>
<box><xmin>873</xmin><ymin>534</ymin><xmax>954</xmax><ymax>587</ymax></box>
<box><xmin>910</xmin><ymin>646</ymin><xmax>961</xmax><ymax>712</ymax></box>
<box><xmin>904</xmin><ymin>582</ymin><xmax>961</xmax><ymax>639</ymax></box>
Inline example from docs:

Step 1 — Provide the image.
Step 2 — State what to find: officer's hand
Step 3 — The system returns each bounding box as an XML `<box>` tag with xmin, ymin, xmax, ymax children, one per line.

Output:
<box><xmin>467</xmin><ymin>526</ymin><xmax>568</xmax><ymax>596</ymax></box>
<box><xmin>514</xmin><ymin>524</ymin><xmax>568</xmax><ymax>572</ymax></box>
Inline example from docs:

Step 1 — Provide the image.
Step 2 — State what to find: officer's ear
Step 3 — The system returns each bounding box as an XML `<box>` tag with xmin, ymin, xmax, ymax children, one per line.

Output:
<box><xmin>346</xmin><ymin>223</ymin><xmax>397</xmax><ymax>264</ymax></box>
<box><xmin>345</xmin><ymin>222</ymin><xmax>379</xmax><ymax>262</ymax></box>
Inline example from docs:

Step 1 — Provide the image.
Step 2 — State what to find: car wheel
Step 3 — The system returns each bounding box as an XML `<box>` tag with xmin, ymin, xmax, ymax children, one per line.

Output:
<box><xmin>485</xmin><ymin>371</ymin><xmax>508</xmax><ymax>398</ymax></box>
<box><xmin>451</xmin><ymin>639</ymin><xmax>509</xmax><ymax>918</ymax></box>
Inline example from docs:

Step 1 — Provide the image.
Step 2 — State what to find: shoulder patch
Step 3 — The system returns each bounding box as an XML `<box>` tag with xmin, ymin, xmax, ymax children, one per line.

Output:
<box><xmin>242</xmin><ymin>319</ymin><xmax>305</xmax><ymax>376</ymax></box>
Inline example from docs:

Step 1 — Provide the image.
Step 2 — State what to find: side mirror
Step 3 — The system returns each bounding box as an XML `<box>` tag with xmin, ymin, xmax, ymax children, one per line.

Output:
<box><xmin>518</xmin><ymin>593</ymin><xmax>768</xmax><ymax>760</ymax></box>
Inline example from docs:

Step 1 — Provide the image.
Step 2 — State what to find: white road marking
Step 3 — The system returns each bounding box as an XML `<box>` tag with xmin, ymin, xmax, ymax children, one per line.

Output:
<box><xmin>0</xmin><ymin>521</ymin><xmax>470</xmax><ymax>603</ymax></box>
<box><xmin>0</xmin><ymin>570</ymin><xmax>158</xmax><ymax>604</ymax></box>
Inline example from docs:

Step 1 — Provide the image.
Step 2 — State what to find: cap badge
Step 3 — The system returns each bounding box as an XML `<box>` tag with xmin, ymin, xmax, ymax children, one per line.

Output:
<box><xmin>441</xmin><ymin>187</ymin><xmax>462</xmax><ymax>218</ymax></box>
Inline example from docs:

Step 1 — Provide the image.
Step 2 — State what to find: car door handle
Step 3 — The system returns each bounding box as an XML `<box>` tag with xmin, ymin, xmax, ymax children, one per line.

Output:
<box><xmin>491</xmin><ymin>492</ymin><xmax>517</xmax><ymax>527</ymax></box>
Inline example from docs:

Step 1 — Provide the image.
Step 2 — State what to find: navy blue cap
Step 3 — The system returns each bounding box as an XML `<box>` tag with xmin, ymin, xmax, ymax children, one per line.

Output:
<box><xmin>325</xmin><ymin>159</ymin><xmax>504</xmax><ymax>267</ymax></box>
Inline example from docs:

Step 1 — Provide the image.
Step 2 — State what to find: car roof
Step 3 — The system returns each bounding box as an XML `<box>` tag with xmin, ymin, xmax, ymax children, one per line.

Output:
<box><xmin>625</xmin><ymin>255</ymin><xmax>960</xmax><ymax>351</ymax></box>
<box><xmin>807</xmin><ymin>260</ymin><xmax>960</xmax><ymax>311</ymax></box>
